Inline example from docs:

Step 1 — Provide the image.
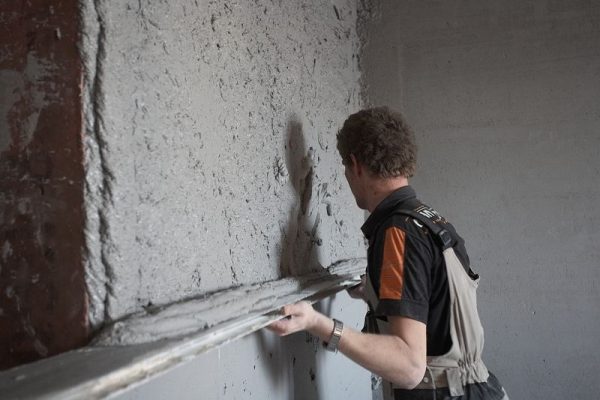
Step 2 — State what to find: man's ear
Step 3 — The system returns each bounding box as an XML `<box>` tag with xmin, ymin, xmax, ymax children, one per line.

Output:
<box><xmin>349</xmin><ymin>154</ymin><xmax>362</xmax><ymax>176</ymax></box>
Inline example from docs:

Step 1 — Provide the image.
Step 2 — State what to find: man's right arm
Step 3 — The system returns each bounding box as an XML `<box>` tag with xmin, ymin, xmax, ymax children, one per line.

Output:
<box><xmin>269</xmin><ymin>302</ymin><xmax>427</xmax><ymax>389</ymax></box>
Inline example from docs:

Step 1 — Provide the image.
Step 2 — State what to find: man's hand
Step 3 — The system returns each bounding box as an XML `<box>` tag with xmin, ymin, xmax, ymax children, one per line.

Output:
<box><xmin>267</xmin><ymin>301</ymin><xmax>319</xmax><ymax>336</ymax></box>
<box><xmin>265</xmin><ymin>301</ymin><xmax>426</xmax><ymax>388</ymax></box>
<box><xmin>347</xmin><ymin>274</ymin><xmax>367</xmax><ymax>301</ymax></box>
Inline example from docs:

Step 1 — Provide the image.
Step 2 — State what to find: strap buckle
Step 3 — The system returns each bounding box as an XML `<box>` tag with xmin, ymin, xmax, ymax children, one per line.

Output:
<box><xmin>437</xmin><ymin>229</ymin><xmax>453</xmax><ymax>249</ymax></box>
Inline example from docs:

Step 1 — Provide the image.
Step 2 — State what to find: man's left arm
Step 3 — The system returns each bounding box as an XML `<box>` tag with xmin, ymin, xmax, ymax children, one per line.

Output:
<box><xmin>268</xmin><ymin>301</ymin><xmax>426</xmax><ymax>389</ymax></box>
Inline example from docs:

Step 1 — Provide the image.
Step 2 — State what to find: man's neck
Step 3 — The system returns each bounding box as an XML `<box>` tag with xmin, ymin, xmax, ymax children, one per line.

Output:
<box><xmin>365</xmin><ymin>177</ymin><xmax>409</xmax><ymax>213</ymax></box>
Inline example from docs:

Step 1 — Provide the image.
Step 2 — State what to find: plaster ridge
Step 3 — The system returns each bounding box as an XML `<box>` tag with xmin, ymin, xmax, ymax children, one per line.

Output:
<box><xmin>79</xmin><ymin>0</ymin><xmax>115</xmax><ymax>329</ymax></box>
<box><xmin>91</xmin><ymin>0</ymin><xmax>114</xmax><ymax>203</ymax></box>
<box><xmin>92</xmin><ymin>257</ymin><xmax>366</xmax><ymax>346</ymax></box>
<box><xmin>91</xmin><ymin>0</ymin><xmax>118</xmax><ymax>326</ymax></box>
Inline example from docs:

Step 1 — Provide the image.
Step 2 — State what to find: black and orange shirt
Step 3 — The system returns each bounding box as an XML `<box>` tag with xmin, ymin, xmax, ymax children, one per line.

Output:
<box><xmin>361</xmin><ymin>185</ymin><xmax>471</xmax><ymax>356</ymax></box>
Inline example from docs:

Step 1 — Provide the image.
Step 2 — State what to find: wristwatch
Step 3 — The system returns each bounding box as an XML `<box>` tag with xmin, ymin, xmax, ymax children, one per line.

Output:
<box><xmin>324</xmin><ymin>319</ymin><xmax>344</xmax><ymax>352</ymax></box>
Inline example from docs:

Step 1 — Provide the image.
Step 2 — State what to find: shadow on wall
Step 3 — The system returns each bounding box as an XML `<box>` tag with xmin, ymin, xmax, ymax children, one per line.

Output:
<box><xmin>258</xmin><ymin>115</ymin><xmax>333</xmax><ymax>399</ymax></box>
<box><xmin>279</xmin><ymin>116</ymin><xmax>323</xmax><ymax>278</ymax></box>
<box><xmin>255</xmin><ymin>297</ymin><xmax>334</xmax><ymax>400</ymax></box>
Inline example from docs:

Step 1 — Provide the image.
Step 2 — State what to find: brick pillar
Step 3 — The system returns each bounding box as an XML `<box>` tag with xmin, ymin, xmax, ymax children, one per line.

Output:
<box><xmin>0</xmin><ymin>1</ymin><xmax>89</xmax><ymax>369</ymax></box>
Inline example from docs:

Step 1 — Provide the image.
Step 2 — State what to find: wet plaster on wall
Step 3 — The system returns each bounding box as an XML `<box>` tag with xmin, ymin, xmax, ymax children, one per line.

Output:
<box><xmin>0</xmin><ymin>1</ymin><xmax>89</xmax><ymax>369</ymax></box>
<box><xmin>79</xmin><ymin>0</ymin><xmax>118</xmax><ymax>330</ymax></box>
<box><xmin>93</xmin><ymin>258</ymin><xmax>364</xmax><ymax>346</ymax></box>
<box><xmin>80</xmin><ymin>0</ymin><xmax>366</xmax><ymax>325</ymax></box>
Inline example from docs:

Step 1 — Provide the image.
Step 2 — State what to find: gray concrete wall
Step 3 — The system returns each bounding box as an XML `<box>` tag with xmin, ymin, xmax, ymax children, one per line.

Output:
<box><xmin>79</xmin><ymin>0</ymin><xmax>371</xmax><ymax>398</ymax></box>
<box><xmin>362</xmin><ymin>1</ymin><xmax>600</xmax><ymax>399</ymax></box>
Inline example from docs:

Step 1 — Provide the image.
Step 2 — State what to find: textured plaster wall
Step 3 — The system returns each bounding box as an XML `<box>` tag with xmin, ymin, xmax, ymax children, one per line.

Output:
<box><xmin>80</xmin><ymin>0</ymin><xmax>366</xmax><ymax>326</ymax></box>
<box><xmin>362</xmin><ymin>1</ymin><xmax>600</xmax><ymax>399</ymax></box>
<box><xmin>79</xmin><ymin>0</ymin><xmax>372</xmax><ymax>398</ymax></box>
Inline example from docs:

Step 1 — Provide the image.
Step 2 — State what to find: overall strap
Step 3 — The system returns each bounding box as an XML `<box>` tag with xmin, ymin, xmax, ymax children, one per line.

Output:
<box><xmin>393</xmin><ymin>205</ymin><xmax>455</xmax><ymax>250</ymax></box>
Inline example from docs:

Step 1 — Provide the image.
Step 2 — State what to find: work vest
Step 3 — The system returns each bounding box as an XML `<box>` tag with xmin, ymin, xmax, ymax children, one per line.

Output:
<box><xmin>364</xmin><ymin>206</ymin><xmax>490</xmax><ymax>399</ymax></box>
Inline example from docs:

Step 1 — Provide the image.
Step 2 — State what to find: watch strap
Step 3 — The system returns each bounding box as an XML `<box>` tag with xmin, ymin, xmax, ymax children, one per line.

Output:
<box><xmin>324</xmin><ymin>319</ymin><xmax>343</xmax><ymax>352</ymax></box>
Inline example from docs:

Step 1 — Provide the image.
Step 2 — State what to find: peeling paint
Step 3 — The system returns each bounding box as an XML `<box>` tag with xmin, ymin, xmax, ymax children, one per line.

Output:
<box><xmin>1</xmin><ymin>241</ymin><xmax>12</xmax><ymax>262</ymax></box>
<box><xmin>0</xmin><ymin>53</ymin><xmax>61</xmax><ymax>153</ymax></box>
<box><xmin>0</xmin><ymin>70</ymin><xmax>24</xmax><ymax>152</ymax></box>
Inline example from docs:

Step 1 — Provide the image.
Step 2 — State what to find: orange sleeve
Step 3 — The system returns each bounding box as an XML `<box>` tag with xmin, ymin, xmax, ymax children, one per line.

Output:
<box><xmin>379</xmin><ymin>227</ymin><xmax>406</xmax><ymax>300</ymax></box>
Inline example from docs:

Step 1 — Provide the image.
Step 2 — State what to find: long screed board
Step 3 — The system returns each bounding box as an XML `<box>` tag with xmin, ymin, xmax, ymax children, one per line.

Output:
<box><xmin>0</xmin><ymin>258</ymin><xmax>365</xmax><ymax>399</ymax></box>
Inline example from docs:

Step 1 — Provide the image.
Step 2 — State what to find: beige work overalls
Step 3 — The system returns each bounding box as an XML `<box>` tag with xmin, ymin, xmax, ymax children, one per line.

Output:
<box><xmin>365</xmin><ymin>243</ymin><xmax>501</xmax><ymax>399</ymax></box>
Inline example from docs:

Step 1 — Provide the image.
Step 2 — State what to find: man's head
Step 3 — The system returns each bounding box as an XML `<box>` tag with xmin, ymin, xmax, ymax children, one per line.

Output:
<box><xmin>337</xmin><ymin>107</ymin><xmax>417</xmax><ymax>210</ymax></box>
<box><xmin>337</xmin><ymin>106</ymin><xmax>417</xmax><ymax>178</ymax></box>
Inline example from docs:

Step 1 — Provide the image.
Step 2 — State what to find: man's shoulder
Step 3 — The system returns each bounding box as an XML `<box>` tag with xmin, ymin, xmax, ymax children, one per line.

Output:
<box><xmin>375</xmin><ymin>211</ymin><xmax>436</xmax><ymax>247</ymax></box>
<box><xmin>381</xmin><ymin>202</ymin><xmax>472</xmax><ymax>271</ymax></box>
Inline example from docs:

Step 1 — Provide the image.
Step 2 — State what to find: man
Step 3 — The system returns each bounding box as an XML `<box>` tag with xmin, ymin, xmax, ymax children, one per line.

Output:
<box><xmin>269</xmin><ymin>107</ymin><xmax>507</xmax><ymax>399</ymax></box>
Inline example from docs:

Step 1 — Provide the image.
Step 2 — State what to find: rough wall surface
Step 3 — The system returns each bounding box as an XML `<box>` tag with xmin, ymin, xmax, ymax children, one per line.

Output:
<box><xmin>0</xmin><ymin>1</ymin><xmax>89</xmax><ymax>369</ymax></box>
<box><xmin>80</xmin><ymin>0</ymin><xmax>366</xmax><ymax>327</ymax></box>
<box><xmin>362</xmin><ymin>1</ymin><xmax>600</xmax><ymax>399</ymax></box>
<box><xmin>78</xmin><ymin>0</ymin><xmax>372</xmax><ymax>398</ymax></box>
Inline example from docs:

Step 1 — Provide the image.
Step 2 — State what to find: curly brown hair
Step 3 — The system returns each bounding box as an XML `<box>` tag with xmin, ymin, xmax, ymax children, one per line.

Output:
<box><xmin>336</xmin><ymin>107</ymin><xmax>417</xmax><ymax>178</ymax></box>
